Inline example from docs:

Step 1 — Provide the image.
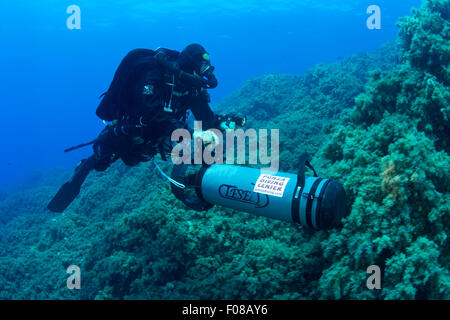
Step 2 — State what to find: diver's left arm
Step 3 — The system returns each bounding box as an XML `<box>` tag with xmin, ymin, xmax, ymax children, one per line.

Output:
<box><xmin>189</xmin><ymin>90</ymin><xmax>217</xmax><ymax>130</ymax></box>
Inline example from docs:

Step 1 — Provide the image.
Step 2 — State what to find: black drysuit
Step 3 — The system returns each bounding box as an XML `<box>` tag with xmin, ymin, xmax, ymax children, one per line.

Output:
<box><xmin>93</xmin><ymin>51</ymin><xmax>217</xmax><ymax>170</ymax></box>
<box><xmin>47</xmin><ymin>49</ymin><xmax>219</xmax><ymax>213</ymax></box>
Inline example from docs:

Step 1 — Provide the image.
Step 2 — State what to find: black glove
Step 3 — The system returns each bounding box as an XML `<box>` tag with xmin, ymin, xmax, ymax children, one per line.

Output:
<box><xmin>204</xmin><ymin>71</ymin><xmax>218</xmax><ymax>89</ymax></box>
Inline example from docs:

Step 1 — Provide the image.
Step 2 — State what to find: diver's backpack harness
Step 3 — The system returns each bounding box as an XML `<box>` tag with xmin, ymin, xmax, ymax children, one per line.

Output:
<box><xmin>96</xmin><ymin>47</ymin><xmax>184</xmax><ymax>121</ymax></box>
<box><xmin>64</xmin><ymin>48</ymin><xmax>181</xmax><ymax>154</ymax></box>
<box><xmin>96</xmin><ymin>49</ymin><xmax>156</xmax><ymax>121</ymax></box>
<box><xmin>96</xmin><ymin>47</ymin><xmax>211</xmax><ymax>123</ymax></box>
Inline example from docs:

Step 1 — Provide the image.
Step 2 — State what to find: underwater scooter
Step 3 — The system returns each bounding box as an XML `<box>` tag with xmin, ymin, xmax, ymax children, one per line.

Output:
<box><xmin>170</xmin><ymin>161</ymin><xmax>347</xmax><ymax>231</ymax></box>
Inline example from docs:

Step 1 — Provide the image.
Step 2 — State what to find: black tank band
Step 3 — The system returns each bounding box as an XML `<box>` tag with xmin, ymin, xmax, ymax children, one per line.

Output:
<box><xmin>291</xmin><ymin>186</ymin><xmax>301</xmax><ymax>224</ymax></box>
<box><xmin>291</xmin><ymin>174</ymin><xmax>306</xmax><ymax>224</ymax></box>
<box><xmin>314</xmin><ymin>179</ymin><xmax>331</xmax><ymax>230</ymax></box>
<box><xmin>305</xmin><ymin>178</ymin><xmax>323</xmax><ymax>229</ymax></box>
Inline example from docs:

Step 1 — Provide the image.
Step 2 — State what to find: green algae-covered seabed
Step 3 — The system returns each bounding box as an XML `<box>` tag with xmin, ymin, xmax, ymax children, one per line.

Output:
<box><xmin>0</xmin><ymin>0</ymin><xmax>448</xmax><ymax>299</ymax></box>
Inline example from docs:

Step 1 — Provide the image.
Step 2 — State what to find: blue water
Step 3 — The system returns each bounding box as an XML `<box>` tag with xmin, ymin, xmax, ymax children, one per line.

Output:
<box><xmin>0</xmin><ymin>0</ymin><xmax>421</xmax><ymax>190</ymax></box>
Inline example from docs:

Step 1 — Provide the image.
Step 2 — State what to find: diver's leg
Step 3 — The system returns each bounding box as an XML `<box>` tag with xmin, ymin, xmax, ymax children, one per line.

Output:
<box><xmin>47</xmin><ymin>128</ymin><xmax>120</xmax><ymax>213</ymax></box>
<box><xmin>47</xmin><ymin>155</ymin><xmax>97</xmax><ymax>213</ymax></box>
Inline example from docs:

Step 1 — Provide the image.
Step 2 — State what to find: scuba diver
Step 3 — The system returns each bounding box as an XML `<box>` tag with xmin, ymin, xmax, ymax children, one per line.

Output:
<box><xmin>47</xmin><ymin>44</ymin><xmax>245</xmax><ymax>213</ymax></box>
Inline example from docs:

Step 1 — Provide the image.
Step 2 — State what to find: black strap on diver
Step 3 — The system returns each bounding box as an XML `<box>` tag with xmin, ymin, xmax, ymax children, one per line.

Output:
<box><xmin>158</xmin><ymin>144</ymin><xmax>167</xmax><ymax>161</ymax></box>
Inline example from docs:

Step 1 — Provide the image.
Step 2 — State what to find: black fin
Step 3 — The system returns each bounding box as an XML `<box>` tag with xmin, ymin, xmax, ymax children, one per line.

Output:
<box><xmin>47</xmin><ymin>157</ymin><xmax>95</xmax><ymax>213</ymax></box>
<box><xmin>47</xmin><ymin>180</ymin><xmax>83</xmax><ymax>213</ymax></box>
